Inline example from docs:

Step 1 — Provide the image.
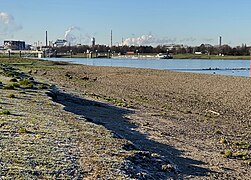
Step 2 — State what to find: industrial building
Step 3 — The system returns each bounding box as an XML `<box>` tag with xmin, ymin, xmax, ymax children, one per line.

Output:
<box><xmin>4</xmin><ymin>40</ymin><xmax>25</xmax><ymax>50</ymax></box>
<box><xmin>53</xmin><ymin>39</ymin><xmax>68</xmax><ymax>47</ymax></box>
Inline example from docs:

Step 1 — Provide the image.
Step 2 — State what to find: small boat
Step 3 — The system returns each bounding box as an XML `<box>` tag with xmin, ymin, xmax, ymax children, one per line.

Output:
<box><xmin>157</xmin><ymin>53</ymin><xmax>173</xmax><ymax>59</ymax></box>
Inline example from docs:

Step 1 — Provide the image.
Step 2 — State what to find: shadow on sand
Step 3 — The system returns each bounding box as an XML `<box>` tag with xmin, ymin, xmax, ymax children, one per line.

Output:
<box><xmin>48</xmin><ymin>88</ymin><xmax>213</xmax><ymax>179</ymax></box>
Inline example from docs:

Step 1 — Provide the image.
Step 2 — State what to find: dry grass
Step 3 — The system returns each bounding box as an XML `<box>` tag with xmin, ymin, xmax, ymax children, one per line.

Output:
<box><xmin>0</xmin><ymin>62</ymin><xmax>134</xmax><ymax>179</ymax></box>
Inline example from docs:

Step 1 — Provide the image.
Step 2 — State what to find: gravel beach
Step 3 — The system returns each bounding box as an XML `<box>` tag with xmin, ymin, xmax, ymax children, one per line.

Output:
<box><xmin>0</xmin><ymin>58</ymin><xmax>250</xmax><ymax>179</ymax></box>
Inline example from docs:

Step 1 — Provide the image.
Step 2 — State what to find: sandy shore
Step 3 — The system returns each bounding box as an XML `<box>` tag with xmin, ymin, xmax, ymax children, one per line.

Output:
<box><xmin>1</xmin><ymin>58</ymin><xmax>250</xmax><ymax>179</ymax></box>
<box><xmin>35</xmin><ymin>61</ymin><xmax>250</xmax><ymax>179</ymax></box>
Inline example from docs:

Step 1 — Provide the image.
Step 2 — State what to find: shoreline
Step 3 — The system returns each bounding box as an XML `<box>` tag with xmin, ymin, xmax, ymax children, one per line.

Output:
<box><xmin>42</xmin><ymin>56</ymin><xmax>251</xmax><ymax>78</ymax></box>
<box><xmin>57</xmin><ymin>53</ymin><xmax>251</xmax><ymax>60</ymax></box>
<box><xmin>1</xmin><ymin>58</ymin><xmax>250</xmax><ymax>179</ymax></box>
<box><xmin>2</xmin><ymin>53</ymin><xmax>249</xmax><ymax>60</ymax></box>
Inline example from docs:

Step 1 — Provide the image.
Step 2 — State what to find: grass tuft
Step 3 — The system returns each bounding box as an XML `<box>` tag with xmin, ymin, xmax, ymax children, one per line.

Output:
<box><xmin>0</xmin><ymin>110</ymin><xmax>11</xmax><ymax>115</ymax></box>
<box><xmin>8</xmin><ymin>94</ymin><xmax>16</xmax><ymax>98</ymax></box>
<box><xmin>17</xmin><ymin>127</ymin><xmax>29</xmax><ymax>134</ymax></box>
<box><xmin>221</xmin><ymin>149</ymin><xmax>232</xmax><ymax>158</ymax></box>
<box><xmin>36</xmin><ymin>84</ymin><xmax>48</xmax><ymax>89</ymax></box>
<box><xmin>19</xmin><ymin>79</ymin><xmax>34</xmax><ymax>88</ymax></box>
<box><xmin>3</xmin><ymin>84</ymin><xmax>15</xmax><ymax>90</ymax></box>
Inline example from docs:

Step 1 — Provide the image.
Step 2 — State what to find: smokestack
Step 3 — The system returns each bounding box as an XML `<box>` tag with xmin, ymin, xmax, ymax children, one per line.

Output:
<box><xmin>91</xmin><ymin>37</ymin><xmax>95</xmax><ymax>47</ymax></box>
<box><xmin>111</xmin><ymin>30</ymin><xmax>113</xmax><ymax>47</ymax></box>
<box><xmin>219</xmin><ymin>36</ymin><xmax>222</xmax><ymax>47</ymax></box>
<box><xmin>46</xmin><ymin>31</ymin><xmax>48</xmax><ymax>47</ymax></box>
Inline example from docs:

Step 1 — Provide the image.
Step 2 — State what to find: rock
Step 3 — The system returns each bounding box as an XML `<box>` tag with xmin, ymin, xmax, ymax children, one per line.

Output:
<box><xmin>81</xmin><ymin>77</ymin><xmax>89</xmax><ymax>81</ymax></box>
<box><xmin>161</xmin><ymin>163</ymin><xmax>175</xmax><ymax>172</ymax></box>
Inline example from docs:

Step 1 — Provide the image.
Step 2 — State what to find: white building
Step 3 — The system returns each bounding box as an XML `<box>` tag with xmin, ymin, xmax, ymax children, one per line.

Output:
<box><xmin>53</xmin><ymin>39</ymin><xmax>68</xmax><ymax>47</ymax></box>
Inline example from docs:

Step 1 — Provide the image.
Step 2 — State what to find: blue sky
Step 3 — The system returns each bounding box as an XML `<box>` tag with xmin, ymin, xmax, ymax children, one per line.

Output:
<box><xmin>1</xmin><ymin>0</ymin><xmax>251</xmax><ymax>47</ymax></box>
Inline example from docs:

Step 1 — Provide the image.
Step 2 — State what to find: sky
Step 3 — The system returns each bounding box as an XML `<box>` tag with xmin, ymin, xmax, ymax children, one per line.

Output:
<box><xmin>1</xmin><ymin>0</ymin><xmax>251</xmax><ymax>47</ymax></box>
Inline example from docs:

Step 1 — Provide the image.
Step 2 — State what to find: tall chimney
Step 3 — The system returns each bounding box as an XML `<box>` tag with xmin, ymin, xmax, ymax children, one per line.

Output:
<box><xmin>219</xmin><ymin>36</ymin><xmax>222</xmax><ymax>47</ymax></box>
<box><xmin>111</xmin><ymin>30</ymin><xmax>113</xmax><ymax>47</ymax></box>
<box><xmin>46</xmin><ymin>31</ymin><xmax>48</xmax><ymax>47</ymax></box>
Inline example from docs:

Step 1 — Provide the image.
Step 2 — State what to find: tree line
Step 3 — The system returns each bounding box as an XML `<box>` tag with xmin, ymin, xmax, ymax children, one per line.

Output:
<box><xmin>54</xmin><ymin>43</ymin><xmax>251</xmax><ymax>56</ymax></box>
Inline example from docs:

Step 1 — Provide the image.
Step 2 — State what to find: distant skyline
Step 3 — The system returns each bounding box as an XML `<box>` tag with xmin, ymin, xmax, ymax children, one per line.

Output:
<box><xmin>1</xmin><ymin>0</ymin><xmax>251</xmax><ymax>47</ymax></box>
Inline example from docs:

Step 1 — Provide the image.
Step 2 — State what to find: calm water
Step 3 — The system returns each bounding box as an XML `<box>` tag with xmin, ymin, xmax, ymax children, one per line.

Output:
<box><xmin>44</xmin><ymin>57</ymin><xmax>251</xmax><ymax>77</ymax></box>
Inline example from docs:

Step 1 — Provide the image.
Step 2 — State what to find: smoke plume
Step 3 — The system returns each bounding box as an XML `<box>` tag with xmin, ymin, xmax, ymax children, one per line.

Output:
<box><xmin>123</xmin><ymin>34</ymin><xmax>216</xmax><ymax>46</ymax></box>
<box><xmin>0</xmin><ymin>12</ymin><xmax>22</xmax><ymax>36</ymax></box>
<box><xmin>123</xmin><ymin>34</ymin><xmax>177</xmax><ymax>46</ymax></box>
<box><xmin>64</xmin><ymin>26</ymin><xmax>80</xmax><ymax>44</ymax></box>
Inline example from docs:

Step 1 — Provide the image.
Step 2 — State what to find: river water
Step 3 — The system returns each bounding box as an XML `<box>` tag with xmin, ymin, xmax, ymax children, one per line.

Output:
<box><xmin>44</xmin><ymin>57</ymin><xmax>251</xmax><ymax>77</ymax></box>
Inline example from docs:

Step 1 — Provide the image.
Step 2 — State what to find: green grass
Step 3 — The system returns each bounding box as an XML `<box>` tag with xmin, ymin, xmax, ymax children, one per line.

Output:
<box><xmin>232</xmin><ymin>141</ymin><xmax>250</xmax><ymax>149</ymax></box>
<box><xmin>3</xmin><ymin>83</ymin><xmax>20</xmax><ymax>90</ymax></box>
<box><xmin>19</xmin><ymin>78</ymin><xmax>34</xmax><ymax>88</ymax></box>
<box><xmin>233</xmin><ymin>151</ymin><xmax>248</xmax><ymax>160</ymax></box>
<box><xmin>3</xmin><ymin>84</ymin><xmax>15</xmax><ymax>90</ymax></box>
<box><xmin>19</xmin><ymin>79</ymin><xmax>32</xmax><ymax>86</ymax></box>
<box><xmin>36</xmin><ymin>84</ymin><xmax>48</xmax><ymax>89</ymax></box>
<box><xmin>3</xmin><ymin>71</ymin><xmax>15</xmax><ymax>77</ymax></box>
<box><xmin>0</xmin><ymin>110</ymin><xmax>11</xmax><ymax>115</ymax></box>
<box><xmin>221</xmin><ymin>149</ymin><xmax>232</xmax><ymax>158</ymax></box>
<box><xmin>17</xmin><ymin>127</ymin><xmax>29</xmax><ymax>134</ymax></box>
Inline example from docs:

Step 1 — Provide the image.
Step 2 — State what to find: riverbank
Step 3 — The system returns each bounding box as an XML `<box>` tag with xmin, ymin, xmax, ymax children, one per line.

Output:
<box><xmin>1</xmin><ymin>52</ymin><xmax>250</xmax><ymax>60</ymax></box>
<box><xmin>1</xmin><ymin>57</ymin><xmax>250</xmax><ymax>179</ymax></box>
<box><xmin>58</xmin><ymin>53</ymin><xmax>251</xmax><ymax>60</ymax></box>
